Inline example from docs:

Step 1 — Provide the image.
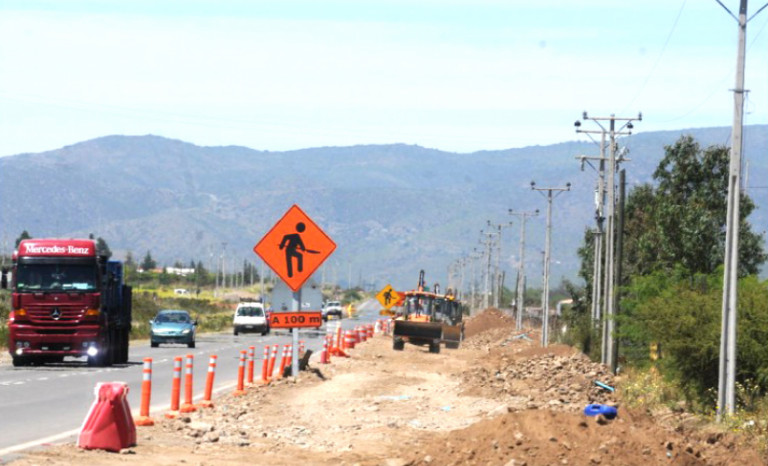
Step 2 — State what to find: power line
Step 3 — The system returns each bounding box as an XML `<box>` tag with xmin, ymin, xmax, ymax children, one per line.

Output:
<box><xmin>623</xmin><ymin>0</ymin><xmax>688</xmax><ymax>112</ymax></box>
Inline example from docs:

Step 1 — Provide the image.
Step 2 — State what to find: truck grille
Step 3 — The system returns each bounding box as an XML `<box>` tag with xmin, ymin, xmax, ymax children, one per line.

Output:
<box><xmin>27</xmin><ymin>307</ymin><xmax>85</xmax><ymax>323</ymax></box>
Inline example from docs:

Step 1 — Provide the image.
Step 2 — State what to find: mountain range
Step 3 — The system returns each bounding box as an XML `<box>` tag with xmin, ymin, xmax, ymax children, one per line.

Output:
<box><xmin>1</xmin><ymin>125</ymin><xmax>766</xmax><ymax>291</ymax></box>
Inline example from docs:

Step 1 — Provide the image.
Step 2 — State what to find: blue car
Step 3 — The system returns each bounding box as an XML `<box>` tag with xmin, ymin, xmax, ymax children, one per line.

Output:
<box><xmin>150</xmin><ymin>310</ymin><xmax>197</xmax><ymax>348</ymax></box>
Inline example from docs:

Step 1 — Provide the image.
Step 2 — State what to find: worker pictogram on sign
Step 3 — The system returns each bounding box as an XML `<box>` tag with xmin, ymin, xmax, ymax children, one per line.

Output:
<box><xmin>376</xmin><ymin>284</ymin><xmax>397</xmax><ymax>310</ymax></box>
<box><xmin>254</xmin><ymin>205</ymin><xmax>336</xmax><ymax>292</ymax></box>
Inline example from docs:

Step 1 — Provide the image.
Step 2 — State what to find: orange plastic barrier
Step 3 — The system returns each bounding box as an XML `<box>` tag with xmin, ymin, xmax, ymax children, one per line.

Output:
<box><xmin>234</xmin><ymin>350</ymin><xmax>247</xmax><ymax>396</ymax></box>
<box><xmin>246</xmin><ymin>346</ymin><xmax>255</xmax><ymax>385</ymax></box>
<box><xmin>134</xmin><ymin>358</ymin><xmax>154</xmax><ymax>426</ymax></box>
<box><xmin>78</xmin><ymin>382</ymin><xmax>137</xmax><ymax>452</ymax></box>
<box><xmin>165</xmin><ymin>356</ymin><xmax>183</xmax><ymax>419</ymax></box>
<box><xmin>180</xmin><ymin>354</ymin><xmax>197</xmax><ymax>413</ymax></box>
<box><xmin>345</xmin><ymin>330</ymin><xmax>355</xmax><ymax>350</ymax></box>
<box><xmin>200</xmin><ymin>355</ymin><xmax>217</xmax><ymax>408</ymax></box>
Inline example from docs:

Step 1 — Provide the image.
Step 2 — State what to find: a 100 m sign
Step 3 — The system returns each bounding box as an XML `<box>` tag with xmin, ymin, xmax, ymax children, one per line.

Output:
<box><xmin>269</xmin><ymin>311</ymin><xmax>323</xmax><ymax>329</ymax></box>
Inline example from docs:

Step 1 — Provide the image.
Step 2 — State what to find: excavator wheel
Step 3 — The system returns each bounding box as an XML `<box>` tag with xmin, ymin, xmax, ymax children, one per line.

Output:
<box><xmin>393</xmin><ymin>337</ymin><xmax>405</xmax><ymax>351</ymax></box>
<box><xmin>429</xmin><ymin>341</ymin><xmax>441</xmax><ymax>354</ymax></box>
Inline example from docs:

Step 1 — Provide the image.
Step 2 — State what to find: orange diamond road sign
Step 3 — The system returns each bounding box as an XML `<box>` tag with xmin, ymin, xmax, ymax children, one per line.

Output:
<box><xmin>254</xmin><ymin>205</ymin><xmax>336</xmax><ymax>292</ymax></box>
<box><xmin>376</xmin><ymin>284</ymin><xmax>397</xmax><ymax>310</ymax></box>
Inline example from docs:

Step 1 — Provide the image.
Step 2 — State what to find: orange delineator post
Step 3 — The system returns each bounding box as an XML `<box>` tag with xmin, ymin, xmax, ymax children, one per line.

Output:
<box><xmin>330</xmin><ymin>324</ymin><xmax>348</xmax><ymax>357</ymax></box>
<box><xmin>260</xmin><ymin>345</ymin><xmax>271</xmax><ymax>385</ymax></box>
<box><xmin>267</xmin><ymin>344</ymin><xmax>278</xmax><ymax>378</ymax></box>
<box><xmin>246</xmin><ymin>346</ymin><xmax>255</xmax><ymax>385</ymax></box>
<box><xmin>134</xmin><ymin>357</ymin><xmax>154</xmax><ymax>426</ymax></box>
<box><xmin>200</xmin><ymin>355</ymin><xmax>217</xmax><ymax>408</ymax></box>
<box><xmin>320</xmin><ymin>337</ymin><xmax>329</xmax><ymax>364</ymax></box>
<box><xmin>165</xmin><ymin>356</ymin><xmax>183</xmax><ymax>419</ymax></box>
<box><xmin>180</xmin><ymin>354</ymin><xmax>197</xmax><ymax>413</ymax></box>
<box><xmin>334</xmin><ymin>324</ymin><xmax>343</xmax><ymax>350</ymax></box>
<box><xmin>367</xmin><ymin>324</ymin><xmax>374</xmax><ymax>339</ymax></box>
<box><xmin>277</xmin><ymin>345</ymin><xmax>292</xmax><ymax>379</ymax></box>
<box><xmin>234</xmin><ymin>350</ymin><xmax>247</xmax><ymax>396</ymax></box>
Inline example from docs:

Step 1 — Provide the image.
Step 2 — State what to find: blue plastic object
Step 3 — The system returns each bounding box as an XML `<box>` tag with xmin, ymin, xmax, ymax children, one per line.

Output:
<box><xmin>583</xmin><ymin>404</ymin><xmax>617</xmax><ymax>419</ymax></box>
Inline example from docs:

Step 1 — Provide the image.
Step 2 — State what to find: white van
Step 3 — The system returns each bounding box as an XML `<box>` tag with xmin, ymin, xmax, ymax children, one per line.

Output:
<box><xmin>233</xmin><ymin>302</ymin><xmax>269</xmax><ymax>336</ymax></box>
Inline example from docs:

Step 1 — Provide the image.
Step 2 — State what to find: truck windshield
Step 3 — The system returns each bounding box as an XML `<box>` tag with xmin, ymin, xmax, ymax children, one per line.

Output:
<box><xmin>16</xmin><ymin>263</ymin><xmax>99</xmax><ymax>292</ymax></box>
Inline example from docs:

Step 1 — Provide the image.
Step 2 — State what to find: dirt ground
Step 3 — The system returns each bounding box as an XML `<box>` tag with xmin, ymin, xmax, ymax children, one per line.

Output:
<box><xmin>8</xmin><ymin>308</ymin><xmax>767</xmax><ymax>465</ymax></box>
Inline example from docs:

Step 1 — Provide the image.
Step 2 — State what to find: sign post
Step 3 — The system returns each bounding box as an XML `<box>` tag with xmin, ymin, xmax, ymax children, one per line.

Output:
<box><xmin>254</xmin><ymin>205</ymin><xmax>336</xmax><ymax>378</ymax></box>
<box><xmin>292</xmin><ymin>289</ymin><xmax>301</xmax><ymax>378</ymax></box>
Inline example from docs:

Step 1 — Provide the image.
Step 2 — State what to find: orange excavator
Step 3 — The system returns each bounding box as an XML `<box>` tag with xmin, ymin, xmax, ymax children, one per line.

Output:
<box><xmin>392</xmin><ymin>270</ymin><xmax>464</xmax><ymax>353</ymax></box>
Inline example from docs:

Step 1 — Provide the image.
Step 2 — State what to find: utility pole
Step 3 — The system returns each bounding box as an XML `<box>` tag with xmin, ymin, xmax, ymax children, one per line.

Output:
<box><xmin>575</xmin><ymin>112</ymin><xmax>640</xmax><ymax>370</ymax></box>
<box><xmin>715</xmin><ymin>0</ymin><xmax>763</xmax><ymax>421</ymax></box>
<box><xmin>487</xmin><ymin>220</ymin><xmax>513</xmax><ymax>308</ymax></box>
<box><xmin>479</xmin><ymin>229</ymin><xmax>495</xmax><ymax>310</ymax></box>
<box><xmin>259</xmin><ymin>260</ymin><xmax>265</xmax><ymax>301</ymax></box>
<box><xmin>470</xmin><ymin>247</ymin><xmax>481</xmax><ymax>313</ymax></box>
<box><xmin>509</xmin><ymin>209</ymin><xmax>538</xmax><ymax>330</ymax></box>
<box><xmin>531</xmin><ymin>180</ymin><xmax>570</xmax><ymax>347</ymax></box>
<box><xmin>573</xmin><ymin>127</ymin><xmax>608</xmax><ymax>325</ymax></box>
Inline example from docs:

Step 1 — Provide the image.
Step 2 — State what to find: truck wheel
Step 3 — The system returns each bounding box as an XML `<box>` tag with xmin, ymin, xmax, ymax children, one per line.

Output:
<box><xmin>188</xmin><ymin>341</ymin><xmax>196</xmax><ymax>349</ymax></box>
<box><xmin>12</xmin><ymin>356</ymin><xmax>29</xmax><ymax>367</ymax></box>
<box><xmin>151</xmin><ymin>341</ymin><xmax>159</xmax><ymax>348</ymax></box>
<box><xmin>120</xmin><ymin>329</ymin><xmax>130</xmax><ymax>363</ymax></box>
<box><xmin>88</xmin><ymin>351</ymin><xmax>108</xmax><ymax>367</ymax></box>
<box><xmin>393</xmin><ymin>338</ymin><xmax>405</xmax><ymax>351</ymax></box>
<box><xmin>233</xmin><ymin>327</ymin><xmax>239</xmax><ymax>336</ymax></box>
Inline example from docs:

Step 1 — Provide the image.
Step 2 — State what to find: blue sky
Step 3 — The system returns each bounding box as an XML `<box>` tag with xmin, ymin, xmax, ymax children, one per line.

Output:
<box><xmin>0</xmin><ymin>0</ymin><xmax>766</xmax><ymax>155</ymax></box>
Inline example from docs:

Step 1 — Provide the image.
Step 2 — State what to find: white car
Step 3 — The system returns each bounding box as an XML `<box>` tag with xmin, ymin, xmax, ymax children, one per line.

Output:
<box><xmin>233</xmin><ymin>302</ymin><xmax>269</xmax><ymax>336</ymax></box>
<box><xmin>322</xmin><ymin>301</ymin><xmax>344</xmax><ymax>321</ymax></box>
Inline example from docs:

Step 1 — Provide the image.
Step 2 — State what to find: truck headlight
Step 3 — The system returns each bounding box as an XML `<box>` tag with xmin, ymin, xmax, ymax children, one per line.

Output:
<box><xmin>86</xmin><ymin>346</ymin><xmax>99</xmax><ymax>357</ymax></box>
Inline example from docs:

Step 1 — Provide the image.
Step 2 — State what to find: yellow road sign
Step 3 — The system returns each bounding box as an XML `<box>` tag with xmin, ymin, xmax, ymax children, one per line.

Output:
<box><xmin>376</xmin><ymin>284</ymin><xmax>398</xmax><ymax>310</ymax></box>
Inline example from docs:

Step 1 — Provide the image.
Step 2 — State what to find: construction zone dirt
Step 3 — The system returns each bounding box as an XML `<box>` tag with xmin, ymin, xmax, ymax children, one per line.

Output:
<box><xmin>8</xmin><ymin>309</ymin><xmax>767</xmax><ymax>465</ymax></box>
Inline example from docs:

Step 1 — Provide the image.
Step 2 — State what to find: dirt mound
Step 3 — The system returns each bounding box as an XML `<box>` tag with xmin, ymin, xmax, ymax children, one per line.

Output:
<box><xmin>404</xmin><ymin>406</ymin><xmax>760</xmax><ymax>466</ymax></box>
<box><xmin>462</xmin><ymin>308</ymin><xmax>530</xmax><ymax>350</ymax></box>
<box><xmin>464</xmin><ymin>308</ymin><xmax>515</xmax><ymax>338</ymax></box>
<box><xmin>460</xmin><ymin>346</ymin><xmax>617</xmax><ymax>411</ymax></box>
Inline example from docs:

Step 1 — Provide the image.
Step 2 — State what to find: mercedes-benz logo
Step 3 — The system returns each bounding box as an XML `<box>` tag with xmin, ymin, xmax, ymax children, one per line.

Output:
<box><xmin>51</xmin><ymin>308</ymin><xmax>62</xmax><ymax>320</ymax></box>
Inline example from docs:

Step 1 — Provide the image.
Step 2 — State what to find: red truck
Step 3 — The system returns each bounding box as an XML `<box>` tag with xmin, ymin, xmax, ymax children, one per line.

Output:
<box><xmin>3</xmin><ymin>238</ymin><xmax>132</xmax><ymax>367</ymax></box>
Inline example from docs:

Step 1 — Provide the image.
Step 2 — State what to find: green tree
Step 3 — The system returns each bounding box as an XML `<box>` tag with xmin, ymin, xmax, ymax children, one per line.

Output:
<box><xmin>625</xmin><ymin>136</ymin><xmax>765</xmax><ymax>277</ymax></box>
<box><xmin>141</xmin><ymin>251</ymin><xmax>157</xmax><ymax>271</ymax></box>
<box><xmin>619</xmin><ymin>270</ymin><xmax>768</xmax><ymax>405</ymax></box>
<box><xmin>96</xmin><ymin>237</ymin><xmax>112</xmax><ymax>258</ymax></box>
<box><xmin>15</xmin><ymin>230</ymin><xmax>31</xmax><ymax>248</ymax></box>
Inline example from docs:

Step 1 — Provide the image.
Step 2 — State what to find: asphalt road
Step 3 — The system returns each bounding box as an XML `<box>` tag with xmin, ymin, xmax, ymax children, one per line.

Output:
<box><xmin>0</xmin><ymin>298</ymin><xmax>382</xmax><ymax>460</ymax></box>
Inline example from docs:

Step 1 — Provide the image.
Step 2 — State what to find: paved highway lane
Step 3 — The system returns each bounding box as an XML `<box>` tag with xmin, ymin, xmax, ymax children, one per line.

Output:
<box><xmin>0</xmin><ymin>299</ymin><xmax>383</xmax><ymax>458</ymax></box>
